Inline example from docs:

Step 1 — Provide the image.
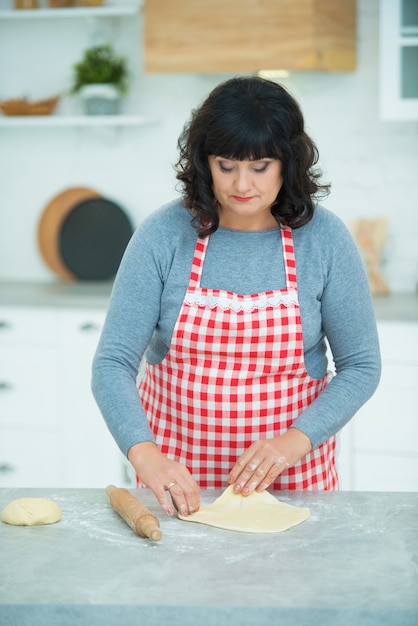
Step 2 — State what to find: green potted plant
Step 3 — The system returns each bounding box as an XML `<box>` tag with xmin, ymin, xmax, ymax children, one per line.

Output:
<box><xmin>71</xmin><ymin>44</ymin><xmax>129</xmax><ymax>115</ymax></box>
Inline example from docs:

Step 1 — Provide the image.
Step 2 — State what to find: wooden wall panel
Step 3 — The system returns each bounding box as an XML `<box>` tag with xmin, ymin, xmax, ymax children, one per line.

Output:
<box><xmin>314</xmin><ymin>0</ymin><xmax>356</xmax><ymax>70</ymax></box>
<box><xmin>143</xmin><ymin>0</ymin><xmax>356</xmax><ymax>73</ymax></box>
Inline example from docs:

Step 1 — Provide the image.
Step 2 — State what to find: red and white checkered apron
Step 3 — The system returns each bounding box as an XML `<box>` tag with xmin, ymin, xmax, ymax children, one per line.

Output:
<box><xmin>139</xmin><ymin>227</ymin><xmax>338</xmax><ymax>490</ymax></box>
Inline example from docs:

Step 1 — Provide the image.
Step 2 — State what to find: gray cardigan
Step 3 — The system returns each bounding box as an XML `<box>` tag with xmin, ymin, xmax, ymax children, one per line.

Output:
<box><xmin>92</xmin><ymin>199</ymin><xmax>381</xmax><ymax>458</ymax></box>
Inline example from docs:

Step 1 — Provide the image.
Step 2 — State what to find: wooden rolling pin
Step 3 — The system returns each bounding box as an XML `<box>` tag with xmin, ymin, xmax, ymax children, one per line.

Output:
<box><xmin>106</xmin><ymin>485</ymin><xmax>162</xmax><ymax>541</ymax></box>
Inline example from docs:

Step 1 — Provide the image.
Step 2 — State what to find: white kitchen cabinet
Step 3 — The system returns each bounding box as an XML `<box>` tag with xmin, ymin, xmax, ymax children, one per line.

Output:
<box><xmin>58</xmin><ymin>308</ymin><xmax>130</xmax><ymax>488</ymax></box>
<box><xmin>0</xmin><ymin>304</ymin><xmax>131</xmax><ymax>489</ymax></box>
<box><xmin>0</xmin><ymin>306</ymin><xmax>60</xmax><ymax>431</ymax></box>
<box><xmin>379</xmin><ymin>0</ymin><xmax>418</xmax><ymax>120</ymax></box>
<box><xmin>0</xmin><ymin>305</ymin><xmax>58</xmax><ymax>344</ymax></box>
<box><xmin>354</xmin><ymin>453</ymin><xmax>418</xmax><ymax>492</ymax></box>
<box><xmin>0</xmin><ymin>345</ymin><xmax>59</xmax><ymax>429</ymax></box>
<box><xmin>0</xmin><ymin>306</ymin><xmax>61</xmax><ymax>487</ymax></box>
<box><xmin>347</xmin><ymin>321</ymin><xmax>418</xmax><ymax>491</ymax></box>
<box><xmin>0</xmin><ymin>431</ymin><xmax>63</xmax><ymax>488</ymax></box>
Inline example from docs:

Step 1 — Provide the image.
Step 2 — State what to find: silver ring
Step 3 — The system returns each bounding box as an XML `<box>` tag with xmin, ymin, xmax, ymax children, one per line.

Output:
<box><xmin>165</xmin><ymin>482</ymin><xmax>176</xmax><ymax>491</ymax></box>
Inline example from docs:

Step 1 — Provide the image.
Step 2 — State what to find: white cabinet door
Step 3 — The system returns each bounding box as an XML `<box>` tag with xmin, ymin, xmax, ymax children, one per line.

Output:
<box><xmin>0</xmin><ymin>345</ymin><xmax>59</xmax><ymax>429</ymax></box>
<box><xmin>353</xmin><ymin>363</ymin><xmax>418</xmax><ymax>455</ymax></box>
<box><xmin>0</xmin><ymin>307</ymin><xmax>59</xmax><ymax>431</ymax></box>
<box><xmin>380</xmin><ymin>0</ymin><xmax>418</xmax><ymax>120</ymax></box>
<box><xmin>354</xmin><ymin>453</ymin><xmax>418</xmax><ymax>493</ymax></box>
<box><xmin>0</xmin><ymin>431</ymin><xmax>63</xmax><ymax>488</ymax></box>
<box><xmin>0</xmin><ymin>306</ymin><xmax>58</xmax><ymax>345</ymax></box>
<box><xmin>58</xmin><ymin>309</ymin><xmax>128</xmax><ymax>488</ymax></box>
<box><xmin>0</xmin><ymin>306</ymin><xmax>61</xmax><ymax>488</ymax></box>
<box><xmin>350</xmin><ymin>320</ymin><xmax>418</xmax><ymax>491</ymax></box>
<box><xmin>0</xmin><ymin>305</ymin><xmax>132</xmax><ymax>488</ymax></box>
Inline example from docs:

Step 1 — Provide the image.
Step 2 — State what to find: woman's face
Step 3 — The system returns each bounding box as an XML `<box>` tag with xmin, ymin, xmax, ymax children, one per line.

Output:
<box><xmin>208</xmin><ymin>156</ymin><xmax>283</xmax><ymax>230</ymax></box>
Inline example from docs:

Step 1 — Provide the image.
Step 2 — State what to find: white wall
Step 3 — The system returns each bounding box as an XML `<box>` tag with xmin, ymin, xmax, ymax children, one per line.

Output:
<box><xmin>0</xmin><ymin>0</ymin><xmax>417</xmax><ymax>291</ymax></box>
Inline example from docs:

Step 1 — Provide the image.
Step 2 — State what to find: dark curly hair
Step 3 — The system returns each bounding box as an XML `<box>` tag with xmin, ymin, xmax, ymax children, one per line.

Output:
<box><xmin>175</xmin><ymin>76</ymin><xmax>330</xmax><ymax>237</ymax></box>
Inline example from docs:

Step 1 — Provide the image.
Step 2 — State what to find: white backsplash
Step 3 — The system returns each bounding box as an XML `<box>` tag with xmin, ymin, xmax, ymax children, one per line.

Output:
<box><xmin>0</xmin><ymin>0</ymin><xmax>417</xmax><ymax>292</ymax></box>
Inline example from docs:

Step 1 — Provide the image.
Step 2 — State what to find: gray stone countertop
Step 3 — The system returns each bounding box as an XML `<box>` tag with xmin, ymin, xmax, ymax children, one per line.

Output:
<box><xmin>0</xmin><ymin>280</ymin><xmax>112</xmax><ymax>309</ymax></box>
<box><xmin>370</xmin><ymin>293</ymin><xmax>418</xmax><ymax>322</ymax></box>
<box><xmin>0</xmin><ymin>488</ymin><xmax>417</xmax><ymax>626</ymax></box>
<box><xmin>1</xmin><ymin>280</ymin><xmax>417</xmax><ymax>320</ymax></box>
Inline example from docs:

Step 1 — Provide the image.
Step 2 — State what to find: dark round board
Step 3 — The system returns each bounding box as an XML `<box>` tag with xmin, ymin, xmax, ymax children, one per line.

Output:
<box><xmin>58</xmin><ymin>197</ymin><xmax>134</xmax><ymax>281</ymax></box>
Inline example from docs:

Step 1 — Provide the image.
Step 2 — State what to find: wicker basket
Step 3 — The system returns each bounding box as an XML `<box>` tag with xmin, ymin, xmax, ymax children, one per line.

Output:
<box><xmin>77</xmin><ymin>0</ymin><xmax>104</xmax><ymax>6</ymax></box>
<box><xmin>48</xmin><ymin>1</ymin><xmax>74</xmax><ymax>7</ymax></box>
<box><xmin>0</xmin><ymin>96</ymin><xmax>60</xmax><ymax>117</ymax></box>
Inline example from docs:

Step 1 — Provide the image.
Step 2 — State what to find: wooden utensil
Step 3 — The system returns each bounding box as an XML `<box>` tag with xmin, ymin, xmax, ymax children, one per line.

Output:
<box><xmin>37</xmin><ymin>186</ymin><xmax>101</xmax><ymax>281</ymax></box>
<box><xmin>351</xmin><ymin>218</ymin><xmax>389</xmax><ymax>295</ymax></box>
<box><xmin>106</xmin><ymin>485</ymin><xmax>162</xmax><ymax>541</ymax></box>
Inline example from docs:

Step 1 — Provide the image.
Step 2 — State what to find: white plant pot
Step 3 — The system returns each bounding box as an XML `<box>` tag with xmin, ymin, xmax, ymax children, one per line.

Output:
<box><xmin>79</xmin><ymin>84</ymin><xmax>121</xmax><ymax>115</ymax></box>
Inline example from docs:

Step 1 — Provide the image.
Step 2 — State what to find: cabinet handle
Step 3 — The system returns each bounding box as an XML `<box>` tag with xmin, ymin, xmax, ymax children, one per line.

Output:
<box><xmin>79</xmin><ymin>322</ymin><xmax>101</xmax><ymax>333</ymax></box>
<box><xmin>0</xmin><ymin>320</ymin><xmax>12</xmax><ymax>332</ymax></box>
<box><xmin>0</xmin><ymin>463</ymin><xmax>14</xmax><ymax>474</ymax></box>
<box><xmin>0</xmin><ymin>381</ymin><xmax>13</xmax><ymax>392</ymax></box>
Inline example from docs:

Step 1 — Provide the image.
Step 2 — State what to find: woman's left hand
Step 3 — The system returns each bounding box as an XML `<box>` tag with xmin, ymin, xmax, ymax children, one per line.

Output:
<box><xmin>227</xmin><ymin>428</ymin><xmax>312</xmax><ymax>496</ymax></box>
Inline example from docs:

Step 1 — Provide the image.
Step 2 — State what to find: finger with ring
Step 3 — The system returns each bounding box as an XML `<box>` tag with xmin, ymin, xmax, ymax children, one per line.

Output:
<box><xmin>165</xmin><ymin>482</ymin><xmax>177</xmax><ymax>491</ymax></box>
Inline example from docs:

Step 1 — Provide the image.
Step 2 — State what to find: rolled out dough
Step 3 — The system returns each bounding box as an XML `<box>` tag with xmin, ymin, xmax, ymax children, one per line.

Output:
<box><xmin>1</xmin><ymin>497</ymin><xmax>62</xmax><ymax>526</ymax></box>
<box><xmin>178</xmin><ymin>485</ymin><xmax>310</xmax><ymax>533</ymax></box>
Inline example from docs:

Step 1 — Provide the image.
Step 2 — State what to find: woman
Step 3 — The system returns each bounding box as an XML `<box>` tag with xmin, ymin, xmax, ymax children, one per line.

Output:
<box><xmin>92</xmin><ymin>76</ymin><xmax>381</xmax><ymax>517</ymax></box>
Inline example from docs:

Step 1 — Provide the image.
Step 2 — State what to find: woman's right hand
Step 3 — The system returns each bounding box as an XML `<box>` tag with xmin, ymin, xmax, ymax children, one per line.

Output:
<box><xmin>128</xmin><ymin>441</ymin><xmax>200</xmax><ymax>517</ymax></box>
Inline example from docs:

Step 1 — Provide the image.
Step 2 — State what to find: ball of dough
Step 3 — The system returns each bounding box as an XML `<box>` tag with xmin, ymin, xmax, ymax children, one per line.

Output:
<box><xmin>1</xmin><ymin>497</ymin><xmax>62</xmax><ymax>526</ymax></box>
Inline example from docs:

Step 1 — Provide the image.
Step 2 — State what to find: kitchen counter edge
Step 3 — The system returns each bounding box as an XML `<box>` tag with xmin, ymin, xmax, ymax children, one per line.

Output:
<box><xmin>0</xmin><ymin>280</ymin><xmax>417</xmax><ymax>320</ymax></box>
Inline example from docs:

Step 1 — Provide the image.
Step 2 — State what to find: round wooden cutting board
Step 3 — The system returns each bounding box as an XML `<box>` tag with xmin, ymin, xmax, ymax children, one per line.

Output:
<box><xmin>37</xmin><ymin>187</ymin><xmax>101</xmax><ymax>281</ymax></box>
<box><xmin>37</xmin><ymin>187</ymin><xmax>134</xmax><ymax>281</ymax></box>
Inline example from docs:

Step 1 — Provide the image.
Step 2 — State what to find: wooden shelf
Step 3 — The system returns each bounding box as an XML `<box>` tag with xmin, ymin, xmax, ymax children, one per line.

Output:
<box><xmin>0</xmin><ymin>114</ymin><xmax>157</xmax><ymax>128</ymax></box>
<box><xmin>0</xmin><ymin>3</ymin><xmax>149</xmax><ymax>131</ymax></box>
<box><xmin>0</xmin><ymin>1</ymin><xmax>141</xmax><ymax>20</ymax></box>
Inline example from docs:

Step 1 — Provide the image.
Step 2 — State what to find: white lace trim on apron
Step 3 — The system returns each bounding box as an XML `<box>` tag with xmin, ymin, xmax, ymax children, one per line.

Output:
<box><xmin>184</xmin><ymin>290</ymin><xmax>299</xmax><ymax>313</ymax></box>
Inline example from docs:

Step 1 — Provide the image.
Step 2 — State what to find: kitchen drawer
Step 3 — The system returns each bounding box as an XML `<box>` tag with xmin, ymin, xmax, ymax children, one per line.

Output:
<box><xmin>58</xmin><ymin>309</ymin><xmax>105</xmax><ymax>349</ymax></box>
<box><xmin>0</xmin><ymin>345</ymin><xmax>59</xmax><ymax>427</ymax></box>
<box><xmin>0</xmin><ymin>306</ymin><xmax>58</xmax><ymax>345</ymax></box>
<box><xmin>353</xmin><ymin>451</ymin><xmax>418</xmax><ymax>492</ymax></box>
<box><xmin>0</xmin><ymin>430</ymin><xmax>63</xmax><ymax>488</ymax></box>
<box><xmin>353</xmin><ymin>363</ymin><xmax>418</xmax><ymax>454</ymax></box>
<box><xmin>57</xmin><ymin>308</ymin><xmax>125</xmax><ymax>487</ymax></box>
<box><xmin>377</xmin><ymin>321</ymin><xmax>418</xmax><ymax>363</ymax></box>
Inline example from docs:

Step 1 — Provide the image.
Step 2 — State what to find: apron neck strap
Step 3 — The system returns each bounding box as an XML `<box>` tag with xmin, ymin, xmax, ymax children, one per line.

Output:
<box><xmin>189</xmin><ymin>227</ymin><xmax>297</xmax><ymax>290</ymax></box>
